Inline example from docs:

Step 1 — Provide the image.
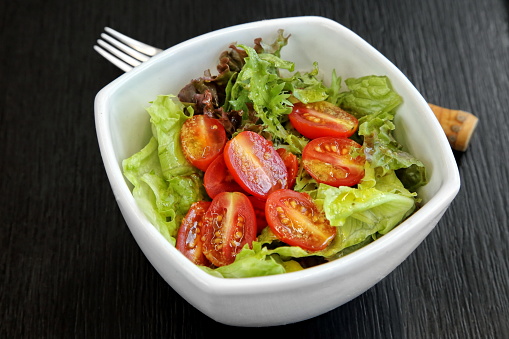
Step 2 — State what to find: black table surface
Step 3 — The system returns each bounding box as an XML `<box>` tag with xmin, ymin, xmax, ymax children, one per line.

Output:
<box><xmin>2</xmin><ymin>0</ymin><xmax>508</xmax><ymax>337</ymax></box>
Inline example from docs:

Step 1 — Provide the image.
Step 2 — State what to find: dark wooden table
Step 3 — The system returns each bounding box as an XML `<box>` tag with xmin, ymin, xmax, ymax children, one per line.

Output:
<box><xmin>2</xmin><ymin>0</ymin><xmax>508</xmax><ymax>337</ymax></box>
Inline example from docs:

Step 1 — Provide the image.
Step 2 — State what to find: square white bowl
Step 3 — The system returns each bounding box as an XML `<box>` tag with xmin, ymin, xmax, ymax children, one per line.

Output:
<box><xmin>94</xmin><ymin>16</ymin><xmax>460</xmax><ymax>327</ymax></box>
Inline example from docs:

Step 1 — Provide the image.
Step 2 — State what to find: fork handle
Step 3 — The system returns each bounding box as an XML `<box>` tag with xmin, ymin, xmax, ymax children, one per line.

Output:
<box><xmin>428</xmin><ymin>103</ymin><xmax>478</xmax><ymax>152</ymax></box>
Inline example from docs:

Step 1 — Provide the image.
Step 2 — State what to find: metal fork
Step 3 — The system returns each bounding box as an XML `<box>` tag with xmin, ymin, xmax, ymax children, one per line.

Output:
<box><xmin>93</xmin><ymin>27</ymin><xmax>163</xmax><ymax>72</ymax></box>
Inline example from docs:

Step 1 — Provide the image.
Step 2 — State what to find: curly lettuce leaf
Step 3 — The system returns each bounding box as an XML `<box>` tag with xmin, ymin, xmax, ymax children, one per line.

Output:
<box><xmin>254</xmin><ymin>29</ymin><xmax>290</xmax><ymax>56</ymax></box>
<box><xmin>284</xmin><ymin>62</ymin><xmax>330</xmax><ymax>104</ymax></box>
<box><xmin>293</xmin><ymin>163</ymin><xmax>319</xmax><ymax>198</ymax></box>
<box><xmin>325</xmin><ymin>69</ymin><xmax>343</xmax><ymax>106</ymax></box>
<box><xmin>225</xmin><ymin>44</ymin><xmax>311</xmax><ymax>154</ymax></box>
<box><xmin>227</xmin><ymin>44</ymin><xmax>293</xmax><ymax>132</ymax></box>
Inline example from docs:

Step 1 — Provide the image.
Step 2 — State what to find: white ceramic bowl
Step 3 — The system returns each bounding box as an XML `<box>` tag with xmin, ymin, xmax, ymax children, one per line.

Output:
<box><xmin>95</xmin><ymin>16</ymin><xmax>460</xmax><ymax>327</ymax></box>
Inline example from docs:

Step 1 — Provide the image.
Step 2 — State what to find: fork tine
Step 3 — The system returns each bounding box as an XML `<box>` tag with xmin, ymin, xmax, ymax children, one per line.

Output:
<box><xmin>93</xmin><ymin>45</ymin><xmax>134</xmax><ymax>72</ymax></box>
<box><xmin>96</xmin><ymin>39</ymin><xmax>142</xmax><ymax>67</ymax></box>
<box><xmin>100</xmin><ymin>33</ymin><xmax>151</xmax><ymax>62</ymax></box>
<box><xmin>104</xmin><ymin>27</ymin><xmax>163</xmax><ymax>56</ymax></box>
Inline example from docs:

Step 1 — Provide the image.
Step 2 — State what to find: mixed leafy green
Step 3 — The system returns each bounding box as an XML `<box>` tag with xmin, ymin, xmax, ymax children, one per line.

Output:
<box><xmin>122</xmin><ymin>30</ymin><xmax>427</xmax><ymax>278</ymax></box>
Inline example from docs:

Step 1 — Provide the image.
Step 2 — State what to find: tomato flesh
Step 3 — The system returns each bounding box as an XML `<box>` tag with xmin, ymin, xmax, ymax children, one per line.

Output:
<box><xmin>180</xmin><ymin>114</ymin><xmax>227</xmax><ymax>172</ymax></box>
<box><xmin>223</xmin><ymin>131</ymin><xmax>287</xmax><ymax>200</ymax></box>
<box><xmin>248</xmin><ymin>195</ymin><xmax>268</xmax><ymax>233</ymax></box>
<box><xmin>204</xmin><ymin>154</ymin><xmax>245</xmax><ymax>199</ymax></box>
<box><xmin>302</xmin><ymin>137</ymin><xmax>365</xmax><ymax>187</ymax></box>
<box><xmin>289</xmin><ymin>101</ymin><xmax>358</xmax><ymax>139</ymax></box>
<box><xmin>176</xmin><ymin>201</ymin><xmax>212</xmax><ymax>266</ymax></box>
<box><xmin>265</xmin><ymin>189</ymin><xmax>336</xmax><ymax>251</ymax></box>
<box><xmin>201</xmin><ymin>192</ymin><xmax>257</xmax><ymax>267</ymax></box>
<box><xmin>276</xmin><ymin>148</ymin><xmax>299</xmax><ymax>189</ymax></box>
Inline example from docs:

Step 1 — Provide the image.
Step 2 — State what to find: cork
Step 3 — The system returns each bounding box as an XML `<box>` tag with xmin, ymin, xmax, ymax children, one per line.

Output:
<box><xmin>428</xmin><ymin>103</ymin><xmax>478</xmax><ymax>152</ymax></box>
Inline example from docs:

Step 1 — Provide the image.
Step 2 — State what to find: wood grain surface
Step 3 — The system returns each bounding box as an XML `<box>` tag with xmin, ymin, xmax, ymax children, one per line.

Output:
<box><xmin>1</xmin><ymin>0</ymin><xmax>508</xmax><ymax>338</ymax></box>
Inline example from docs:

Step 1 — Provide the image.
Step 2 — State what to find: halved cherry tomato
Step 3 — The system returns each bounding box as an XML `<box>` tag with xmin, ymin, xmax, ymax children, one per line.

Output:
<box><xmin>176</xmin><ymin>201</ymin><xmax>212</xmax><ymax>266</ymax></box>
<box><xmin>201</xmin><ymin>192</ymin><xmax>257</xmax><ymax>267</ymax></box>
<box><xmin>203</xmin><ymin>154</ymin><xmax>245</xmax><ymax>199</ymax></box>
<box><xmin>223</xmin><ymin>131</ymin><xmax>287</xmax><ymax>200</ymax></box>
<box><xmin>289</xmin><ymin>101</ymin><xmax>358</xmax><ymax>139</ymax></box>
<box><xmin>302</xmin><ymin>137</ymin><xmax>365</xmax><ymax>187</ymax></box>
<box><xmin>248</xmin><ymin>196</ymin><xmax>268</xmax><ymax>233</ymax></box>
<box><xmin>265</xmin><ymin>189</ymin><xmax>336</xmax><ymax>251</ymax></box>
<box><xmin>276</xmin><ymin>148</ymin><xmax>299</xmax><ymax>189</ymax></box>
<box><xmin>180</xmin><ymin>115</ymin><xmax>227</xmax><ymax>172</ymax></box>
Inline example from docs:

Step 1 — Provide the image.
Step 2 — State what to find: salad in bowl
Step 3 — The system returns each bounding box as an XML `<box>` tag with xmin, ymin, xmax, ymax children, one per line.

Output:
<box><xmin>95</xmin><ymin>16</ymin><xmax>459</xmax><ymax>326</ymax></box>
<box><xmin>122</xmin><ymin>30</ymin><xmax>427</xmax><ymax>278</ymax></box>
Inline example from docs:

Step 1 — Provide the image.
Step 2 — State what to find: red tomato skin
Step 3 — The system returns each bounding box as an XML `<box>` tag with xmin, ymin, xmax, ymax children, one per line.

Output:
<box><xmin>223</xmin><ymin>131</ymin><xmax>287</xmax><ymax>200</ymax></box>
<box><xmin>201</xmin><ymin>192</ymin><xmax>257</xmax><ymax>267</ymax></box>
<box><xmin>289</xmin><ymin>101</ymin><xmax>358</xmax><ymax>139</ymax></box>
<box><xmin>203</xmin><ymin>154</ymin><xmax>246</xmax><ymax>199</ymax></box>
<box><xmin>176</xmin><ymin>201</ymin><xmax>212</xmax><ymax>266</ymax></box>
<box><xmin>248</xmin><ymin>195</ymin><xmax>268</xmax><ymax>233</ymax></box>
<box><xmin>276</xmin><ymin>148</ymin><xmax>299</xmax><ymax>189</ymax></box>
<box><xmin>265</xmin><ymin>189</ymin><xmax>336</xmax><ymax>252</ymax></box>
<box><xmin>302</xmin><ymin>137</ymin><xmax>365</xmax><ymax>187</ymax></box>
<box><xmin>180</xmin><ymin>115</ymin><xmax>227</xmax><ymax>172</ymax></box>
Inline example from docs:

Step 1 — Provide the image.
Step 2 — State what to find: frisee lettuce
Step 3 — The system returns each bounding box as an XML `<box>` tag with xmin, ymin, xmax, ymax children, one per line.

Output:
<box><xmin>284</xmin><ymin>62</ymin><xmax>330</xmax><ymax>104</ymax></box>
<box><xmin>226</xmin><ymin>44</ymin><xmax>294</xmax><ymax>140</ymax></box>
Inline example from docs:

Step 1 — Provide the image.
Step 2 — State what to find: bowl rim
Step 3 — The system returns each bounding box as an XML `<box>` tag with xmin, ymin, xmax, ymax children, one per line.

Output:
<box><xmin>95</xmin><ymin>15</ymin><xmax>461</xmax><ymax>293</ymax></box>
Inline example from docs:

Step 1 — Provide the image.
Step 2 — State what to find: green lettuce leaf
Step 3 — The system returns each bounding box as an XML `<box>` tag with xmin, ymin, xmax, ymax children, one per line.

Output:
<box><xmin>338</xmin><ymin>75</ymin><xmax>403</xmax><ymax>117</ymax></box>
<box><xmin>359</xmin><ymin>162</ymin><xmax>416</xmax><ymax>199</ymax></box>
<box><xmin>122</xmin><ymin>137</ymin><xmax>178</xmax><ymax>244</ymax></box>
<box><xmin>146</xmin><ymin>95</ymin><xmax>197</xmax><ymax>178</ymax></box>
<box><xmin>227</xmin><ymin>45</ymin><xmax>294</xmax><ymax>136</ymax></box>
<box><xmin>315</xmin><ymin>179</ymin><xmax>416</xmax><ymax>251</ymax></box>
<box><xmin>225</xmin><ymin>44</ymin><xmax>311</xmax><ymax>154</ymax></box>
<box><xmin>200</xmin><ymin>241</ymin><xmax>286</xmax><ymax>278</ymax></box>
<box><xmin>396</xmin><ymin>164</ymin><xmax>428</xmax><ymax>193</ymax></box>
<box><xmin>293</xmin><ymin>163</ymin><xmax>319</xmax><ymax>198</ymax></box>
<box><xmin>166</xmin><ymin>174</ymin><xmax>207</xmax><ymax>216</ymax></box>
<box><xmin>359</xmin><ymin>111</ymin><xmax>427</xmax><ymax>190</ymax></box>
<box><xmin>122</xmin><ymin>96</ymin><xmax>207</xmax><ymax>245</ymax></box>
<box><xmin>325</xmin><ymin>69</ymin><xmax>343</xmax><ymax>106</ymax></box>
<box><xmin>200</xmin><ymin>228</ymin><xmax>316</xmax><ymax>278</ymax></box>
<box><xmin>284</xmin><ymin>62</ymin><xmax>330</xmax><ymax>104</ymax></box>
<box><xmin>123</xmin><ymin>136</ymin><xmax>163</xmax><ymax>188</ymax></box>
<box><xmin>255</xmin><ymin>29</ymin><xmax>290</xmax><ymax>57</ymax></box>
